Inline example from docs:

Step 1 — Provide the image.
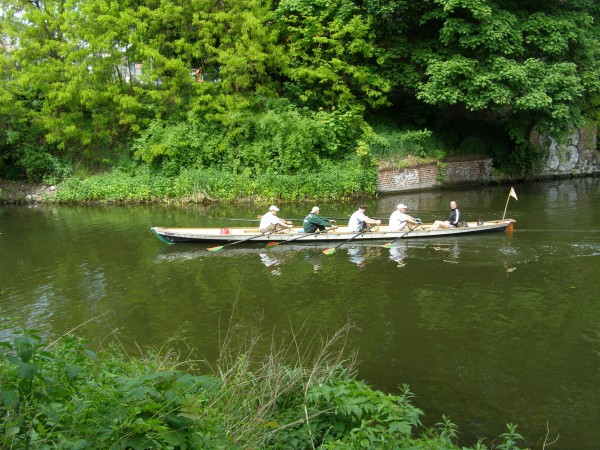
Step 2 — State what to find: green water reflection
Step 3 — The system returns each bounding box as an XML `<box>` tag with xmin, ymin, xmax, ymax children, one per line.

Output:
<box><xmin>1</xmin><ymin>178</ymin><xmax>599</xmax><ymax>448</ymax></box>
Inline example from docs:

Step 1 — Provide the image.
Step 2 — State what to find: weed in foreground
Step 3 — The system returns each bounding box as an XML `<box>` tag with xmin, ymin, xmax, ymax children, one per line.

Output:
<box><xmin>0</xmin><ymin>322</ymin><xmax>533</xmax><ymax>449</ymax></box>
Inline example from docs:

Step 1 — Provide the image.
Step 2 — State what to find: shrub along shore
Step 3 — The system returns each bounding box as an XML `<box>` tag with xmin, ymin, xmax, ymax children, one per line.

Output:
<box><xmin>0</xmin><ymin>327</ymin><xmax>528</xmax><ymax>449</ymax></box>
<box><xmin>0</xmin><ymin>160</ymin><xmax>377</xmax><ymax>205</ymax></box>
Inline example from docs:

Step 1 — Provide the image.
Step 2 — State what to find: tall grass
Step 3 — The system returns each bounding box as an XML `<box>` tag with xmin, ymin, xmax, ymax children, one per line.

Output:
<box><xmin>368</xmin><ymin>127</ymin><xmax>446</xmax><ymax>160</ymax></box>
<box><xmin>0</xmin><ymin>321</ymin><xmax>530</xmax><ymax>449</ymax></box>
<box><xmin>51</xmin><ymin>159</ymin><xmax>376</xmax><ymax>204</ymax></box>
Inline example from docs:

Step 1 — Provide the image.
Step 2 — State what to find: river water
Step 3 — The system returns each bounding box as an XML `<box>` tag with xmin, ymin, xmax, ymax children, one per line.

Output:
<box><xmin>1</xmin><ymin>178</ymin><xmax>599</xmax><ymax>448</ymax></box>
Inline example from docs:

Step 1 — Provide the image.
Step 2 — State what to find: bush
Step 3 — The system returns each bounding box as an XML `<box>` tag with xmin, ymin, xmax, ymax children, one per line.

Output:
<box><xmin>52</xmin><ymin>157</ymin><xmax>377</xmax><ymax>203</ymax></box>
<box><xmin>367</xmin><ymin>126</ymin><xmax>443</xmax><ymax>160</ymax></box>
<box><xmin>131</xmin><ymin>105</ymin><xmax>366</xmax><ymax>177</ymax></box>
<box><xmin>0</xmin><ymin>329</ymin><xmax>226</xmax><ymax>449</ymax></box>
<box><xmin>0</xmin><ymin>326</ymin><xmax>530</xmax><ymax>449</ymax></box>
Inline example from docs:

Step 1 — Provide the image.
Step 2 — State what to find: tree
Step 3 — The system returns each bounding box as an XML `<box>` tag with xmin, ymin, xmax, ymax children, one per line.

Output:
<box><xmin>405</xmin><ymin>0</ymin><xmax>600</xmax><ymax>135</ymax></box>
<box><xmin>274</xmin><ymin>0</ymin><xmax>393</xmax><ymax>110</ymax></box>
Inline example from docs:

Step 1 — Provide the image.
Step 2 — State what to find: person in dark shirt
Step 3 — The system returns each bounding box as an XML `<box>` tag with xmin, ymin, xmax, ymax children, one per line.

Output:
<box><xmin>303</xmin><ymin>206</ymin><xmax>336</xmax><ymax>233</ymax></box>
<box><xmin>431</xmin><ymin>200</ymin><xmax>460</xmax><ymax>230</ymax></box>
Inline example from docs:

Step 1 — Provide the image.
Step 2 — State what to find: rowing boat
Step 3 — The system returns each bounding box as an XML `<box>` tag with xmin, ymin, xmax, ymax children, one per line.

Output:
<box><xmin>150</xmin><ymin>219</ymin><xmax>515</xmax><ymax>244</ymax></box>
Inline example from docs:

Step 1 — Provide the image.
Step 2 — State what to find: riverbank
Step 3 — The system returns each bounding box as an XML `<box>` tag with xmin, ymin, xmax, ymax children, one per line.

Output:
<box><xmin>3</xmin><ymin>151</ymin><xmax>598</xmax><ymax>205</ymax></box>
<box><xmin>0</xmin><ymin>179</ymin><xmax>57</xmax><ymax>204</ymax></box>
<box><xmin>1</xmin><ymin>161</ymin><xmax>376</xmax><ymax>205</ymax></box>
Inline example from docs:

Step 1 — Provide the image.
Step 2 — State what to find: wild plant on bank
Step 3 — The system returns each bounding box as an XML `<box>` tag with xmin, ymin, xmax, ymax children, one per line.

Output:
<box><xmin>52</xmin><ymin>158</ymin><xmax>376</xmax><ymax>204</ymax></box>
<box><xmin>0</xmin><ymin>324</ymin><xmax>530</xmax><ymax>449</ymax></box>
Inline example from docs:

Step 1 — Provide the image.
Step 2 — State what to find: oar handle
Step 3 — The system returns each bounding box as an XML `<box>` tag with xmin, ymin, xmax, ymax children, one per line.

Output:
<box><xmin>257</xmin><ymin>215</ymin><xmax>305</xmax><ymax>223</ymax></box>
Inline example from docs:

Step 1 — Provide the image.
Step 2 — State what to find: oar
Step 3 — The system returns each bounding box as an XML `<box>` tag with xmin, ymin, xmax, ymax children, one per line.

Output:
<box><xmin>381</xmin><ymin>225</ymin><xmax>420</xmax><ymax>248</ymax></box>
<box><xmin>256</xmin><ymin>215</ymin><xmax>300</xmax><ymax>222</ymax></box>
<box><xmin>210</xmin><ymin>217</ymin><xmax>261</xmax><ymax>222</ymax></box>
<box><xmin>207</xmin><ymin>232</ymin><xmax>269</xmax><ymax>252</ymax></box>
<box><xmin>265</xmin><ymin>230</ymin><xmax>322</xmax><ymax>248</ymax></box>
<box><xmin>256</xmin><ymin>215</ymin><xmax>348</xmax><ymax>222</ymax></box>
<box><xmin>322</xmin><ymin>230</ymin><xmax>366</xmax><ymax>255</ymax></box>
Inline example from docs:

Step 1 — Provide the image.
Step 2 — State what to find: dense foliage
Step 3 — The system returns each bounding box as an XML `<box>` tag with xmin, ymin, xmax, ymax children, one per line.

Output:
<box><xmin>1</xmin><ymin>0</ymin><xmax>598</xmax><ymax>183</ymax></box>
<box><xmin>0</xmin><ymin>328</ymin><xmax>529</xmax><ymax>449</ymax></box>
<box><xmin>53</xmin><ymin>158</ymin><xmax>376</xmax><ymax>203</ymax></box>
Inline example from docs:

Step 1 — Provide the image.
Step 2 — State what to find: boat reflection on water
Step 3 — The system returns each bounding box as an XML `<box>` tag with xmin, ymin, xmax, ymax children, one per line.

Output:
<box><xmin>432</xmin><ymin>241</ymin><xmax>461</xmax><ymax>262</ymax></box>
<box><xmin>385</xmin><ymin>239</ymin><xmax>465</xmax><ymax>267</ymax></box>
<box><xmin>347</xmin><ymin>246</ymin><xmax>365</xmax><ymax>268</ymax></box>
<box><xmin>153</xmin><ymin>244</ymin><xmax>293</xmax><ymax>263</ymax></box>
<box><xmin>155</xmin><ymin>242</ymin><xmax>391</xmax><ymax>272</ymax></box>
<box><xmin>259</xmin><ymin>252</ymin><xmax>282</xmax><ymax>275</ymax></box>
<box><xmin>346</xmin><ymin>245</ymin><xmax>383</xmax><ymax>269</ymax></box>
<box><xmin>153</xmin><ymin>239</ymin><xmax>478</xmax><ymax>273</ymax></box>
<box><xmin>388</xmin><ymin>242</ymin><xmax>408</xmax><ymax>268</ymax></box>
<box><xmin>154</xmin><ymin>244</ymin><xmax>309</xmax><ymax>274</ymax></box>
<box><xmin>153</xmin><ymin>240</ymin><xmax>470</xmax><ymax>273</ymax></box>
<box><xmin>154</xmin><ymin>246</ymin><xmax>286</xmax><ymax>275</ymax></box>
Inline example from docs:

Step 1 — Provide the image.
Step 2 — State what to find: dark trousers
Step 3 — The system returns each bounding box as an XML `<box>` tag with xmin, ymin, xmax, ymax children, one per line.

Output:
<box><xmin>305</xmin><ymin>224</ymin><xmax>326</xmax><ymax>233</ymax></box>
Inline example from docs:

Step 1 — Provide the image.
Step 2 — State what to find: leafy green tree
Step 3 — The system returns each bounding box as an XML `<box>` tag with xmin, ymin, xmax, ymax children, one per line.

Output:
<box><xmin>274</xmin><ymin>0</ymin><xmax>393</xmax><ymax>110</ymax></box>
<box><xmin>1</xmin><ymin>0</ymin><xmax>143</xmax><ymax>177</ymax></box>
<box><xmin>183</xmin><ymin>0</ymin><xmax>284</xmax><ymax>123</ymax></box>
<box><xmin>407</xmin><ymin>0</ymin><xmax>600</xmax><ymax>135</ymax></box>
<box><xmin>1</xmin><ymin>0</ymin><xmax>599</xmax><ymax>181</ymax></box>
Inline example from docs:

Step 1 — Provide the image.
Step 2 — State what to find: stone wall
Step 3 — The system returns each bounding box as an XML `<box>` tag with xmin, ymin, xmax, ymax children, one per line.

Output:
<box><xmin>531</xmin><ymin>124</ymin><xmax>599</xmax><ymax>177</ymax></box>
<box><xmin>377</xmin><ymin>158</ymin><xmax>493</xmax><ymax>194</ymax></box>
<box><xmin>377</xmin><ymin>123</ymin><xmax>599</xmax><ymax>194</ymax></box>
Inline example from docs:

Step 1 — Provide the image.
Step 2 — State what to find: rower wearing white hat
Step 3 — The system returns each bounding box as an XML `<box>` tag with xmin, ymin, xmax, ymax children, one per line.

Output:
<box><xmin>259</xmin><ymin>205</ymin><xmax>293</xmax><ymax>233</ymax></box>
<box><xmin>389</xmin><ymin>203</ymin><xmax>421</xmax><ymax>231</ymax></box>
<box><xmin>303</xmin><ymin>206</ymin><xmax>336</xmax><ymax>233</ymax></box>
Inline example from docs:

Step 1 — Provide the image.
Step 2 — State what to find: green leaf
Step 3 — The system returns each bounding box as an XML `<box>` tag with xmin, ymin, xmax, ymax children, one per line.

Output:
<box><xmin>1</xmin><ymin>389</ymin><xmax>18</xmax><ymax>407</ymax></box>
<box><xmin>389</xmin><ymin>420</ymin><xmax>412</xmax><ymax>434</ymax></box>
<box><xmin>17</xmin><ymin>363</ymin><xmax>38</xmax><ymax>380</ymax></box>
<box><xmin>84</xmin><ymin>349</ymin><xmax>99</xmax><ymax>361</ymax></box>
<box><xmin>65</xmin><ymin>364</ymin><xmax>83</xmax><ymax>380</ymax></box>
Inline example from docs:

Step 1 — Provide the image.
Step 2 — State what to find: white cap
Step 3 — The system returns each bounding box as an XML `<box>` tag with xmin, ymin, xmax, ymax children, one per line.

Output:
<box><xmin>269</xmin><ymin>205</ymin><xmax>279</xmax><ymax>211</ymax></box>
<box><xmin>397</xmin><ymin>203</ymin><xmax>408</xmax><ymax>209</ymax></box>
<box><xmin>310</xmin><ymin>206</ymin><xmax>319</xmax><ymax>214</ymax></box>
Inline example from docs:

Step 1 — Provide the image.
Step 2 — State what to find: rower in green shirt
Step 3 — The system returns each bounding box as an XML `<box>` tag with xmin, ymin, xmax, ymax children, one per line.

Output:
<box><xmin>303</xmin><ymin>206</ymin><xmax>336</xmax><ymax>233</ymax></box>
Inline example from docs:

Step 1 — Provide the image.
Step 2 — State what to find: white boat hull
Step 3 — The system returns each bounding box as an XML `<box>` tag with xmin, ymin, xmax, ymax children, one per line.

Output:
<box><xmin>151</xmin><ymin>220</ymin><xmax>515</xmax><ymax>244</ymax></box>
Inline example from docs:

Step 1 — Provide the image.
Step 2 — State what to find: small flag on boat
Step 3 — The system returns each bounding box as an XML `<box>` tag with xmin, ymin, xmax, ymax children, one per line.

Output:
<box><xmin>502</xmin><ymin>187</ymin><xmax>518</xmax><ymax>221</ymax></box>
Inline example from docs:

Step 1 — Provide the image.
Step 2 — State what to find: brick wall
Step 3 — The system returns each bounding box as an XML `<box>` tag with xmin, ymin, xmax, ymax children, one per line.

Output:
<box><xmin>377</xmin><ymin>158</ymin><xmax>493</xmax><ymax>194</ymax></box>
<box><xmin>377</xmin><ymin>124</ymin><xmax>599</xmax><ymax>194</ymax></box>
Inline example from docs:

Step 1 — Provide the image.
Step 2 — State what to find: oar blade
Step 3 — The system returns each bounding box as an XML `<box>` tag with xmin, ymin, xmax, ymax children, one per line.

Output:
<box><xmin>322</xmin><ymin>248</ymin><xmax>336</xmax><ymax>255</ymax></box>
<box><xmin>207</xmin><ymin>245</ymin><xmax>224</xmax><ymax>252</ymax></box>
<box><xmin>265</xmin><ymin>242</ymin><xmax>279</xmax><ymax>248</ymax></box>
<box><xmin>382</xmin><ymin>243</ymin><xmax>392</xmax><ymax>249</ymax></box>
